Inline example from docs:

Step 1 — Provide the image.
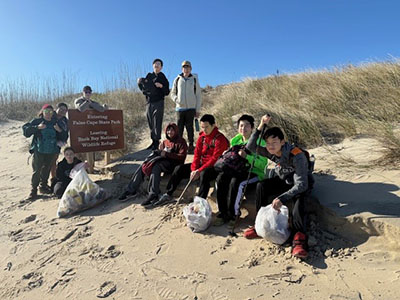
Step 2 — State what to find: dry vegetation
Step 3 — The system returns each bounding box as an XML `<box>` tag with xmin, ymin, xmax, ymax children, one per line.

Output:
<box><xmin>1</xmin><ymin>61</ymin><xmax>399</xmax><ymax>162</ymax></box>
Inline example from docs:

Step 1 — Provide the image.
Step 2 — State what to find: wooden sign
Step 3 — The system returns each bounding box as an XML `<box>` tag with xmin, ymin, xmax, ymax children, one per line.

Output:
<box><xmin>68</xmin><ymin>109</ymin><xmax>124</xmax><ymax>153</ymax></box>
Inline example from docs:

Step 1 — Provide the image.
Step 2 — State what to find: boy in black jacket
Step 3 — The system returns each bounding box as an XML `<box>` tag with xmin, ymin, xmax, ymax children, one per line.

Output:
<box><xmin>52</xmin><ymin>147</ymin><xmax>86</xmax><ymax>198</ymax></box>
<box><xmin>138</xmin><ymin>58</ymin><xmax>170</xmax><ymax>150</ymax></box>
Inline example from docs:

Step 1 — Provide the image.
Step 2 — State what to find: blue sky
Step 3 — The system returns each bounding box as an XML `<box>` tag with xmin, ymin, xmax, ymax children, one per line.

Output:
<box><xmin>1</xmin><ymin>0</ymin><xmax>399</xmax><ymax>92</ymax></box>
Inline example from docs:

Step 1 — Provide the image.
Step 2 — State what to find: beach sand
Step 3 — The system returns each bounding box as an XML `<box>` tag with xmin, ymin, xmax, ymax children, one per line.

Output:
<box><xmin>1</xmin><ymin>120</ymin><xmax>399</xmax><ymax>300</ymax></box>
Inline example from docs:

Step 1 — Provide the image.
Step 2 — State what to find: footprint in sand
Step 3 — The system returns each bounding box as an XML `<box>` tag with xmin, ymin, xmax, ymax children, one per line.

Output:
<box><xmin>97</xmin><ymin>281</ymin><xmax>116</xmax><ymax>298</ymax></box>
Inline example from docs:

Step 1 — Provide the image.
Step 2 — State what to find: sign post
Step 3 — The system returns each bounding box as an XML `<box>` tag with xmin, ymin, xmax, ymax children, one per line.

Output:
<box><xmin>68</xmin><ymin>109</ymin><xmax>124</xmax><ymax>171</ymax></box>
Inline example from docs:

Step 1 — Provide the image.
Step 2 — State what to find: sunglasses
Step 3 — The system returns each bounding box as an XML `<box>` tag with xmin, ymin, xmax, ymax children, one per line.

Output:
<box><xmin>43</xmin><ymin>108</ymin><xmax>53</xmax><ymax>113</ymax></box>
<box><xmin>84</xmin><ymin>91</ymin><xmax>92</xmax><ymax>94</ymax></box>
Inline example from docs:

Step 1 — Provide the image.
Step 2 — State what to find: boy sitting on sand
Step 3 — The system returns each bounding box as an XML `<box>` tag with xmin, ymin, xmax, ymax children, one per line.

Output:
<box><xmin>119</xmin><ymin>123</ymin><xmax>188</xmax><ymax>206</ymax></box>
<box><xmin>52</xmin><ymin>147</ymin><xmax>86</xmax><ymax>198</ymax></box>
<box><xmin>243</xmin><ymin>115</ymin><xmax>314</xmax><ymax>259</ymax></box>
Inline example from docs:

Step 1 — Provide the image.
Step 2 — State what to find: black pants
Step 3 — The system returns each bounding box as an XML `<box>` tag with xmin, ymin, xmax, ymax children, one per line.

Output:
<box><xmin>128</xmin><ymin>159</ymin><xmax>177</xmax><ymax>197</ymax></box>
<box><xmin>165</xmin><ymin>164</ymin><xmax>217</xmax><ymax>198</ymax></box>
<box><xmin>256</xmin><ymin>177</ymin><xmax>306</xmax><ymax>233</ymax></box>
<box><xmin>31</xmin><ymin>151</ymin><xmax>57</xmax><ymax>189</ymax></box>
<box><xmin>176</xmin><ymin>109</ymin><xmax>195</xmax><ymax>145</ymax></box>
<box><xmin>216</xmin><ymin>171</ymin><xmax>255</xmax><ymax>220</ymax></box>
<box><xmin>53</xmin><ymin>181</ymin><xmax>70</xmax><ymax>199</ymax></box>
<box><xmin>146</xmin><ymin>100</ymin><xmax>164</xmax><ymax>146</ymax></box>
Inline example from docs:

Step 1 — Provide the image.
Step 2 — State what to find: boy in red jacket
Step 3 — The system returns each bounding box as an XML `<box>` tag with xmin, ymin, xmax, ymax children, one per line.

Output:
<box><xmin>157</xmin><ymin>114</ymin><xmax>229</xmax><ymax>205</ymax></box>
<box><xmin>119</xmin><ymin>123</ymin><xmax>187</xmax><ymax>205</ymax></box>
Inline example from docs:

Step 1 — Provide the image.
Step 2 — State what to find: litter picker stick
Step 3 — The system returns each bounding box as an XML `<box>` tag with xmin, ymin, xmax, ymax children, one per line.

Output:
<box><xmin>176</xmin><ymin>177</ymin><xmax>194</xmax><ymax>205</ymax></box>
<box><xmin>229</xmin><ymin>122</ymin><xmax>268</xmax><ymax>237</ymax></box>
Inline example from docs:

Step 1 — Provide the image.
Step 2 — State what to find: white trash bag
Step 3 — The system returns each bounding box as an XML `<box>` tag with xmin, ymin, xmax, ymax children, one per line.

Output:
<box><xmin>57</xmin><ymin>169</ymin><xmax>107</xmax><ymax>217</ymax></box>
<box><xmin>255</xmin><ymin>204</ymin><xmax>291</xmax><ymax>245</ymax></box>
<box><xmin>182</xmin><ymin>196</ymin><xmax>212</xmax><ymax>233</ymax></box>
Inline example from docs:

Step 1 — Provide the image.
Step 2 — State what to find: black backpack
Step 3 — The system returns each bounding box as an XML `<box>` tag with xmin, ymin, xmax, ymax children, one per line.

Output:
<box><xmin>289</xmin><ymin>146</ymin><xmax>315</xmax><ymax>172</ymax></box>
<box><xmin>214</xmin><ymin>145</ymin><xmax>250</xmax><ymax>176</ymax></box>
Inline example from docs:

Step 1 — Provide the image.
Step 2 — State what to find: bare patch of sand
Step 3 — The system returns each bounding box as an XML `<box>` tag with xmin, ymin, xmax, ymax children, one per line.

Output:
<box><xmin>1</xmin><ymin>121</ymin><xmax>399</xmax><ymax>300</ymax></box>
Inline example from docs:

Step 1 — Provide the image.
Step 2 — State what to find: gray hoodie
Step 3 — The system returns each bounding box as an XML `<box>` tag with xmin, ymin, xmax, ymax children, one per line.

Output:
<box><xmin>246</xmin><ymin>129</ymin><xmax>314</xmax><ymax>203</ymax></box>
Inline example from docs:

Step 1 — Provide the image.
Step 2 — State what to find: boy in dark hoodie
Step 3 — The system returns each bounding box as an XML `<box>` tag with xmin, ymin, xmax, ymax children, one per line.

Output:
<box><xmin>119</xmin><ymin>123</ymin><xmax>187</xmax><ymax>206</ymax></box>
<box><xmin>52</xmin><ymin>147</ymin><xmax>83</xmax><ymax>198</ymax></box>
<box><xmin>243</xmin><ymin>115</ymin><xmax>314</xmax><ymax>259</ymax></box>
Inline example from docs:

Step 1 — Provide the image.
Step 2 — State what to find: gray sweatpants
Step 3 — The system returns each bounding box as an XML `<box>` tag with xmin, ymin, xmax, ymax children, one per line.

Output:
<box><xmin>146</xmin><ymin>100</ymin><xmax>164</xmax><ymax>145</ymax></box>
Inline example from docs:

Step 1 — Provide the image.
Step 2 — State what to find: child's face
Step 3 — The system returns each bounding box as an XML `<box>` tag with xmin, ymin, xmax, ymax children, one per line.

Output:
<box><xmin>200</xmin><ymin>121</ymin><xmax>215</xmax><ymax>135</ymax></box>
<box><xmin>266</xmin><ymin>136</ymin><xmax>284</xmax><ymax>156</ymax></box>
<box><xmin>167</xmin><ymin>127</ymin><xmax>176</xmax><ymax>139</ymax></box>
<box><xmin>238</xmin><ymin>120</ymin><xmax>252</xmax><ymax>139</ymax></box>
<box><xmin>56</xmin><ymin>106</ymin><xmax>67</xmax><ymax>117</ymax></box>
<box><xmin>43</xmin><ymin>108</ymin><xmax>53</xmax><ymax>121</ymax></box>
<box><xmin>64</xmin><ymin>150</ymin><xmax>75</xmax><ymax>163</ymax></box>
<box><xmin>153</xmin><ymin>61</ymin><xmax>162</xmax><ymax>74</ymax></box>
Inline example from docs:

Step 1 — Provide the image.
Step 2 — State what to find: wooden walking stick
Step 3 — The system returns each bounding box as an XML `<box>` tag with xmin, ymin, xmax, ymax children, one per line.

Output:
<box><xmin>176</xmin><ymin>177</ymin><xmax>194</xmax><ymax>205</ymax></box>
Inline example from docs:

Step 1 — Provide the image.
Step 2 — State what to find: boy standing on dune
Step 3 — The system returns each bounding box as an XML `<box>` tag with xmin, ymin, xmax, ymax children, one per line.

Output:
<box><xmin>138</xmin><ymin>59</ymin><xmax>170</xmax><ymax>150</ymax></box>
<box><xmin>170</xmin><ymin>60</ymin><xmax>202</xmax><ymax>154</ymax></box>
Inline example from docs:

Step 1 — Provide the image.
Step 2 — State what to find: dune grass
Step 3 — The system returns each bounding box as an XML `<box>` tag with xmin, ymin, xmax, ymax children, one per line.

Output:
<box><xmin>1</xmin><ymin>61</ymin><xmax>399</xmax><ymax>163</ymax></box>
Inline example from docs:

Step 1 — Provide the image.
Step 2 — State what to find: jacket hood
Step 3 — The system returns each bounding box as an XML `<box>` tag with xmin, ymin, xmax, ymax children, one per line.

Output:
<box><xmin>165</xmin><ymin>123</ymin><xmax>180</xmax><ymax>141</ymax></box>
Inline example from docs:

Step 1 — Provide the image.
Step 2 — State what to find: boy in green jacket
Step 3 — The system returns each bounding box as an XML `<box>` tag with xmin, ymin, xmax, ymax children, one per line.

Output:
<box><xmin>214</xmin><ymin>114</ymin><xmax>268</xmax><ymax>226</ymax></box>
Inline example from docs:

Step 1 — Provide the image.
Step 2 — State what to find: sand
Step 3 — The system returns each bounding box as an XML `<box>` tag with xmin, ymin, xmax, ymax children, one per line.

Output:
<box><xmin>1</xmin><ymin>120</ymin><xmax>399</xmax><ymax>300</ymax></box>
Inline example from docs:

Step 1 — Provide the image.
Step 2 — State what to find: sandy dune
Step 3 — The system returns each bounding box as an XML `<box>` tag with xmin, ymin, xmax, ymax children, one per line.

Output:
<box><xmin>0</xmin><ymin>120</ymin><xmax>399</xmax><ymax>300</ymax></box>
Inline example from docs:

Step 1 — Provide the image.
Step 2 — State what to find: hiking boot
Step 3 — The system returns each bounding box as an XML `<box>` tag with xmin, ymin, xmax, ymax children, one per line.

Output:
<box><xmin>141</xmin><ymin>194</ymin><xmax>158</xmax><ymax>207</ymax></box>
<box><xmin>119</xmin><ymin>190</ymin><xmax>137</xmax><ymax>202</ymax></box>
<box><xmin>39</xmin><ymin>185</ymin><xmax>53</xmax><ymax>195</ymax></box>
<box><xmin>244</xmin><ymin>226</ymin><xmax>259</xmax><ymax>239</ymax></box>
<box><xmin>213</xmin><ymin>215</ymin><xmax>226</xmax><ymax>226</ymax></box>
<box><xmin>187</xmin><ymin>144</ymin><xmax>195</xmax><ymax>155</ymax></box>
<box><xmin>292</xmin><ymin>232</ymin><xmax>308</xmax><ymax>259</ymax></box>
<box><xmin>152</xmin><ymin>193</ymin><xmax>176</xmax><ymax>207</ymax></box>
<box><xmin>26</xmin><ymin>189</ymin><xmax>38</xmax><ymax>201</ymax></box>
<box><xmin>227</xmin><ymin>219</ymin><xmax>236</xmax><ymax>229</ymax></box>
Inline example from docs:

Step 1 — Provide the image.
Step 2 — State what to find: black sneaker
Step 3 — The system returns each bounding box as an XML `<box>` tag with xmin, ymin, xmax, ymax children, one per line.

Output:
<box><xmin>152</xmin><ymin>193</ymin><xmax>176</xmax><ymax>207</ymax></box>
<box><xmin>141</xmin><ymin>194</ymin><xmax>158</xmax><ymax>207</ymax></box>
<box><xmin>187</xmin><ymin>144</ymin><xmax>195</xmax><ymax>154</ymax></box>
<box><xmin>119</xmin><ymin>190</ymin><xmax>137</xmax><ymax>202</ymax></box>
<box><xmin>26</xmin><ymin>189</ymin><xmax>38</xmax><ymax>201</ymax></box>
<box><xmin>39</xmin><ymin>185</ymin><xmax>53</xmax><ymax>195</ymax></box>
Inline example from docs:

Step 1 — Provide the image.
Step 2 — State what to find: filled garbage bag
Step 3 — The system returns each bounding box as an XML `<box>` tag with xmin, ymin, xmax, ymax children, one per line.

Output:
<box><xmin>182</xmin><ymin>196</ymin><xmax>212</xmax><ymax>233</ymax></box>
<box><xmin>255</xmin><ymin>204</ymin><xmax>290</xmax><ymax>245</ymax></box>
<box><xmin>57</xmin><ymin>169</ymin><xmax>107</xmax><ymax>217</ymax></box>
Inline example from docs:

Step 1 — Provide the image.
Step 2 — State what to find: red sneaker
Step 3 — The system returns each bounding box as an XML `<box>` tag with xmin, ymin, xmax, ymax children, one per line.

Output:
<box><xmin>244</xmin><ymin>226</ymin><xmax>259</xmax><ymax>239</ymax></box>
<box><xmin>292</xmin><ymin>232</ymin><xmax>308</xmax><ymax>259</ymax></box>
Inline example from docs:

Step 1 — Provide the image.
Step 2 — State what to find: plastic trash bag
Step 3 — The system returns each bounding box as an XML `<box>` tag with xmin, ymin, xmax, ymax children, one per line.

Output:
<box><xmin>182</xmin><ymin>196</ymin><xmax>212</xmax><ymax>232</ymax></box>
<box><xmin>57</xmin><ymin>169</ymin><xmax>107</xmax><ymax>217</ymax></box>
<box><xmin>255</xmin><ymin>204</ymin><xmax>290</xmax><ymax>245</ymax></box>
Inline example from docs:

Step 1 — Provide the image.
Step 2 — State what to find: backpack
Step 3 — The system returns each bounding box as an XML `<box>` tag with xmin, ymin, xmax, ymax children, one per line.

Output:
<box><xmin>214</xmin><ymin>145</ymin><xmax>250</xmax><ymax>176</ymax></box>
<box><xmin>141</xmin><ymin>150</ymin><xmax>164</xmax><ymax>176</ymax></box>
<box><xmin>199</xmin><ymin>133</ymin><xmax>228</xmax><ymax>166</ymax></box>
<box><xmin>289</xmin><ymin>147</ymin><xmax>315</xmax><ymax>172</ymax></box>
<box><xmin>174</xmin><ymin>75</ymin><xmax>197</xmax><ymax>96</ymax></box>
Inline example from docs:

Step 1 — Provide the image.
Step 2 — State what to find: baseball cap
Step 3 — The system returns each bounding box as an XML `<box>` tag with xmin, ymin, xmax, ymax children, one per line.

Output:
<box><xmin>83</xmin><ymin>85</ymin><xmax>92</xmax><ymax>92</ymax></box>
<box><xmin>181</xmin><ymin>60</ymin><xmax>192</xmax><ymax>68</ymax></box>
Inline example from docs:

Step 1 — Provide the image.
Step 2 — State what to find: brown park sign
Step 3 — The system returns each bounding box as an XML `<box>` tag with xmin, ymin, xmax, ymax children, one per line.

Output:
<box><xmin>68</xmin><ymin>109</ymin><xmax>124</xmax><ymax>153</ymax></box>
